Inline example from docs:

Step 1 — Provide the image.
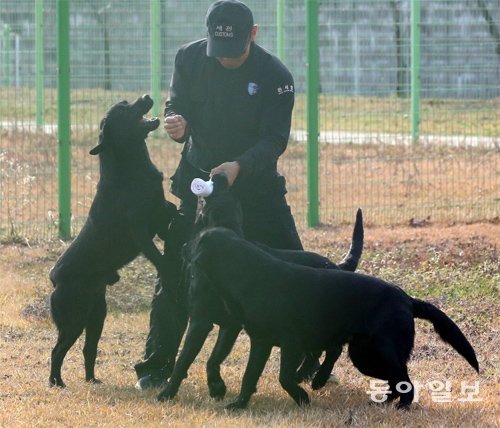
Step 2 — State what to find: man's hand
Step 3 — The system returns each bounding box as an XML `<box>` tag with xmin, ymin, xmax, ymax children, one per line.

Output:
<box><xmin>164</xmin><ymin>114</ymin><xmax>187</xmax><ymax>141</ymax></box>
<box><xmin>210</xmin><ymin>161</ymin><xmax>241</xmax><ymax>187</ymax></box>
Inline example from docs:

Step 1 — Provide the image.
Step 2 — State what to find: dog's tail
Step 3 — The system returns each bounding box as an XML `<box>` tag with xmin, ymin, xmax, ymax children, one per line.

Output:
<box><xmin>338</xmin><ymin>208</ymin><xmax>364</xmax><ymax>272</ymax></box>
<box><xmin>412</xmin><ymin>298</ymin><xmax>479</xmax><ymax>372</ymax></box>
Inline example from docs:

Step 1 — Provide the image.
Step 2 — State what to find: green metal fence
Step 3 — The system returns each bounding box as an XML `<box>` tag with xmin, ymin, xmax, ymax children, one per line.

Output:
<box><xmin>0</xmin><ymin>0</ymin><xmax>498</xmax><ymax>241</ymax></box>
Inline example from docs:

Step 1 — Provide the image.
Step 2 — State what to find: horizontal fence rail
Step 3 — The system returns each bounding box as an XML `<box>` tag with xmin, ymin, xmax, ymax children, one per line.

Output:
<box><xmin>0</xmin><ymin>0</ymin><xmax>499</xmax><ymax>241</ymax></box>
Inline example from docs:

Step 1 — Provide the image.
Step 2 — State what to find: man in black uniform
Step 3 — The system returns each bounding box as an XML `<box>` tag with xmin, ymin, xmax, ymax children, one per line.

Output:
<box><xmin>135</xmin><ymin>0</ymin><xmax>303</xmax><ymax>389</ymax></box>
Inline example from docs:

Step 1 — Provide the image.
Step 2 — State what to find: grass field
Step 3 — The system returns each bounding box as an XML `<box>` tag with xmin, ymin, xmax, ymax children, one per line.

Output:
<box><xmin>0</xmin><ymin>221</ymin><xmax>498</xmax><ymax>427</ymax></box>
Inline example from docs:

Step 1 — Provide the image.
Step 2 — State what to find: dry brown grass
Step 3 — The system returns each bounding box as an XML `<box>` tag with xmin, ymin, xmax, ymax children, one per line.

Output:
<box><xmin>0</xmin><ymin>222</ymin><xmax>498</xmax><ymax>427</ymax></box>
<box><xmin>282</xmin><ymin>141</ymin><xmax>499</xmax><ymax>225</ymax></box>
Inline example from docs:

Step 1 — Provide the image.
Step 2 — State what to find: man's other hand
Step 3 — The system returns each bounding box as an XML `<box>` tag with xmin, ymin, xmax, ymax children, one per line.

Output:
<box><xmin>211</xmin><ymin>162</ymin><xmax>241</xmax><ymax>186</ymax></box>
<box><xmin>164</xmin><ymin>114</ymin><xmax>187</xmax><ymax>141</ymax></box>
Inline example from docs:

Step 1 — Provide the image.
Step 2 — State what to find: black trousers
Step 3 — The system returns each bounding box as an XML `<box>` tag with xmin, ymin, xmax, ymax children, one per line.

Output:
<box><xmin>134</xmin><ymin>163</ymin><xmax>303</xmax><ymax>380</ymax></box>
<box><xmin>134</xmin><ymin>203</ymin><xmax>195</xmax><ymax>380</ymax></box>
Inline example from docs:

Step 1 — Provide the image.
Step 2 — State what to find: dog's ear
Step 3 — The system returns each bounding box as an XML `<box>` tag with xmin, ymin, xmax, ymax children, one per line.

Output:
<box><xmin>89</xmin><ymin>143</ymin><xmax>104</xmax><ymax>155</ymax></box>
<box><xmin>89</xmin><ymin>118</ymin><xmax>107</xmax><ymax>155</ymax></box>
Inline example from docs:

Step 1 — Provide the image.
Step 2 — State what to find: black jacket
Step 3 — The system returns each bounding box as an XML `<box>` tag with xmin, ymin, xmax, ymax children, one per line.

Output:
<box><xmin>165</xmin><ymin>39</ymin><xmax>294</xmax><ymax>200</ymax></box>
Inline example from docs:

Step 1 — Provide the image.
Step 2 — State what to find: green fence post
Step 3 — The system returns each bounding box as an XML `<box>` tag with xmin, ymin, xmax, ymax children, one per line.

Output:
<box><xmin>306</xmin><ymin>0</ymin><xmax>319</xmax><ymax>227</ymax></box>
<box><xmin>36</xmin><ymin>0</ymin><xmax>45</xmax><ymax>128</ymax></box>
<box><xmin>411</xmin><ymin>0</ymin><xmax>421</xmax><ymax>144</ymax></box>
<box><xmin>57</xmin><ymin>0</ymin><xmax>71</xmax><ymax>239</ymax></box>
<box><xmin>277</xmin><ymin>0</ymin><xmax>285</xmax><ymax>62</ymax></box>
<box><xmin>150</xmin><ymin>0</ymin><xmax>161</xmax><ymax>118</ymax></box>
<box><xmin>3</xmin><ymin>24</ymin><xmax>10</xmax><ymax>87</ymax></box>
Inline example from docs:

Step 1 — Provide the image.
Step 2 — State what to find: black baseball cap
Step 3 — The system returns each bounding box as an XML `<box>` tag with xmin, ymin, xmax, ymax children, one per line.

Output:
<box><xmin>206</xmin><ymin>0</ymin><xmax>254</xmax><ymax>58</ymax></box>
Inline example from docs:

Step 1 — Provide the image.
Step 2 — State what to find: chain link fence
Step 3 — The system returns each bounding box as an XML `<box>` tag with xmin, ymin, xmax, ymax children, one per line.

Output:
<box><xmin>0</xmin><ymin>0</ymin><xmax>498</xmax><ymax>240</ymax></box>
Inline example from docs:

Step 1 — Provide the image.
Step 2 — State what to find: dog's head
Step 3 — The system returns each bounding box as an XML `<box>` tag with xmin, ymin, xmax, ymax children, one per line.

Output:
<box><xmin>195</xmin><ymin>173</ymin><xmax>244</xmax><ymax>236</ymax></box>
<box><xmin>191</xmin><ymin>226</ymin><xmax>238</xmax><ymax>269</ymax></box>
<box><xmin>89</xmin><ymin>94</ymin><xmax>160</xmax><ymax>156</ymax></box>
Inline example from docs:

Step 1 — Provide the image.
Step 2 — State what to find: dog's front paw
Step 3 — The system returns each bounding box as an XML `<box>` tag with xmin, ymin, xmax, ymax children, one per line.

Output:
<box><xmin>396</xmin><ymin>402</ymin><xmax>412</xmax><ymax>411</ymax></box>
<box><xmin>296</xmin><ymin>390</ymin><xmax>311</xmax><ymax>406</ymax></box>
<box><xmin>49</xmin><ymin>377</ymin><xmax>66</xmax><ymax>388</ymax></box>
<box><xmin>157</xmin><ymin>383</ymin><xmax>177</xmax><ymax>402</ymax></box>
<box><xmin>295</xmin><ymin>358</ymin><xmax>320</xmax><ymax>383</ymax></box>
<box><xmin>208</xmin><ymin>379</ymin><xmax>227</xmax><ymax>400</ymax></box>
<box><xmin>86</xmin><ymin>377</ymin><xmax>102</xmax><ymax>385</ymax></box>
<box><xmin>225</xmin><ymin>398</ymin><xmax>248</xmax><ymax>410</ymax></box>
<box><xmin>311</xmin><ymin>371</ymin><xmax>329</xmax><ymax>390</ymax></box>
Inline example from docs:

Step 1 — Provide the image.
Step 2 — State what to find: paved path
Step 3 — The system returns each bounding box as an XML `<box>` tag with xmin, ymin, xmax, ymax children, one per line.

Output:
<box><xmin>1</xmin><ymin>121</ymin><xmax>498</xmax><ymax>148</ymax></box>
<box><xmin>290</xmin><ymin>130</ymin><xmax>498</xmax><ymax>148</ymax></box>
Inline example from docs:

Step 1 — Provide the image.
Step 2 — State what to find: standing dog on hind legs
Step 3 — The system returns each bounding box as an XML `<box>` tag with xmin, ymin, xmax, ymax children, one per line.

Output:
<box><xmin>49</xmin><ymin>95</ymin><xmax>177</xmax><ymax>387</ymax></box>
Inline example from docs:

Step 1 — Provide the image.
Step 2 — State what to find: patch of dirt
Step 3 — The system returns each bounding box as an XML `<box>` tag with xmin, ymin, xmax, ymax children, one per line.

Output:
<box><xmin>21</xmin><ymin>297</ymin><xmax>51</xmax><ymax>321</ymax></box>
<box><xmin>300</xmin><ymin>221</ymin><xmax>499</xmax><ymax>269</ymax></box>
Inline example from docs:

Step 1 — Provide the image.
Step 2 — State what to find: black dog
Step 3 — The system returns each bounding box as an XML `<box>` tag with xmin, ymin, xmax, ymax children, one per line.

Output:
<box><xmin>178</xmin><ymin>227</ymin><xmax>479</xmax><ymax>410</ymax></box>
<box><xmin>49</xmin><ymin>95</ymin><xmax>177</xmax><ymax>387</ymax></box>
<box><xmin>195</xmin><ymin>174</ymin><xmax>362</xmax><ymax>272</ymax></box>
<box><xmin>157</xmin><ymin>174</ymin><xmax>363</xmax><ymax>401</ymax></box>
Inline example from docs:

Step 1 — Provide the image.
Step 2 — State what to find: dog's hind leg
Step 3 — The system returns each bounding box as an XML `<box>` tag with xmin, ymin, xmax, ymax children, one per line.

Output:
<box><xmin>311</xmin><ymin>345</ymin><xmax>343</xmax><ymax>390</ymax></box>
<box><xmin>226</xmin><ymin>339</ymin><xmax>273</xmax><ymax>410</ymax></box>
<box><xmin>49</xmin><ymin>288</ymin><xmax>86</xmax><ymax>387</ymax></box>
<box><xmin>50</xmin><ymin>330</ymin><xmax>83</xmax><ymax>387</ymax></box>
<box><xmin>386</xmin><ymin>379</ymin><xmax>401</xmax><ymax>403</ymax></box>
<box><xmin>279</xmin><ymin>342</ymin><xmax>310</xmax><ymax>406</ymax></box>
<box><xmin>380</xmin><ymin>324</ymin><xmax>415</xmax><ymax>409</ymax></box>
<box><xmin>83</xmin><ymin>291</ymin><xmax>107</xmax><ymax>383</ymax></box>
<box><xmin>355</xmin><ymin>337</ymin><xmax>415</xmax><ymax>409</ymax></box>
<box><xmin>389</xmin><ymin>369</ymin><xmax>414</xmax><ymax>410</ymax></box>
<box><xmin>206</xmin><ymin>325</ymin><xmax>241</xmax><ymax>400</ymax></box>
<box><xmin>49</xmin><ymin>324</ymin><xmax>85</xmax><ymax>387</ymax></box>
